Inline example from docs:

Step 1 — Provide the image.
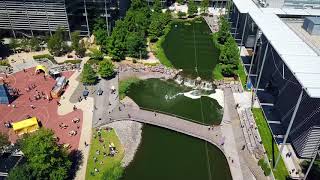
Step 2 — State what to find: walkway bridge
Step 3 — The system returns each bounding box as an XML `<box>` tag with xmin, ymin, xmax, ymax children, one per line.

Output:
<box><xmin>106</xmin><ymin>106</ymin><xmax>224</xmax><ymax>152</ymax></box>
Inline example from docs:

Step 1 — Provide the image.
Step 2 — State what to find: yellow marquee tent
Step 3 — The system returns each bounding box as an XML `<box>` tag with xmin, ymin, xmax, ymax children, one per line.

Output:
<box><xmin>12</xmin><ymin>117</ymin><xmax>39</xmax><ymax>136</ymax></box>
<box><xmin>35</xmin><ymin>65</ymin><xmax>48</xmax><ymax>75</ymax></box>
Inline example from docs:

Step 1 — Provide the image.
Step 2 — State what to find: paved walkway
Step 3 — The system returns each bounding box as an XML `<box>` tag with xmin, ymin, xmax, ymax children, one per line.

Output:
<box><xmin>57</xmin><ymin>57</ymin><xmax>94</xmax><ymax>180</ymax></box>
<box><xmin>108</xmin><ymin>107</ymin><xmax>223</xmax><ymax>149</ymax></box>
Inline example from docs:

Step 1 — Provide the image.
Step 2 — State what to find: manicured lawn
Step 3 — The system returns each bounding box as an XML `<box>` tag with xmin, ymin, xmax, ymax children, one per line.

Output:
<box><xmin>237</xmin><ymin>61</ymin><xmax>247</xmax><ymax>90</ymax></box>
<box><xmin>252</xmin><ymin>108</ymin><xmax>289</xmax><ymax>180</ymax></box>
<box><xmin>162</xmin><ymin>18</ymin><xmax>219</xmax><ymax>80</ymax></box>
<box><xmin>86</xmin><ymin>128</ymin><xmax>124</xmax><ymax>180</ymax></box>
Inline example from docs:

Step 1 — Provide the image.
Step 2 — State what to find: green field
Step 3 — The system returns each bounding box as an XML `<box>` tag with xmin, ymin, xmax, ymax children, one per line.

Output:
<box><xmin>252</xmin><ymin>108</ymin><xmax>289</xmax><ymax>180</ymax></box>
<box><xmin>162</xmin><ymin>18</ymin><xmax>219</xmax><ymax>80</ymax></box>
<box><xmin>86</xmin><ymin>129</ymin><xmax>124</xmax><ymax>180</ymax></box>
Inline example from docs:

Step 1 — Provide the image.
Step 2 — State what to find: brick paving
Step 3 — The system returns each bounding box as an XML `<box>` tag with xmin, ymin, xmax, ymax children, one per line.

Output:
<box><xmin>0</xmin><ymin>68</ymin><xmax>82</xmax><ymax>150</ymax></box>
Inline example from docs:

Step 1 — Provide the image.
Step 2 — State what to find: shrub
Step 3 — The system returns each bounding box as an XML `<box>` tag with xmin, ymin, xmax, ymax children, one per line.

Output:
<box><xmin>33</xmin><ymin>54</ymin><xmax>54</xmax><ymax>60</ymax></box>
<box><xmin>177</xmin><ymin>11</ymin><xmax>187</xmax><ymax>19</ymax></box>
<box><xmin>119</xmin><ymin>78</ymin><xmax>141</xmax><ymax>100</ymax></box>
<box><xmin>58</xmin><ymin>59</ymin><xmax>82</xmax><ymax>65</ymax></box>
<box><xmin>0</xmin><ymin>60</ymin><xmax>10</xmax><ymax>67</ymax></box>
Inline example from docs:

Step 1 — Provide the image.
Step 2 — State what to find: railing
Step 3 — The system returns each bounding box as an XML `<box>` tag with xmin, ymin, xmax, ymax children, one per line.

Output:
<box><xmin>138</xmin><ymin>106</ymin><xmax>210</xmax><ymax>126</ymax></box>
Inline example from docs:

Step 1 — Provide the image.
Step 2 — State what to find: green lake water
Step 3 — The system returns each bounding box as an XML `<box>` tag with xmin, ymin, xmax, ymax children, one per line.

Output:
<box><xmin>162</xmin><ymin>18</ymin><xmax>219</xmax><ymax>80</ymax></box>
<box><xmin>121</xmin><ymin>125</ymin><xmax>232</xmax><ymax>180</ymax></box>
<box><xmin>127</xmin><ymin>79</ymin><xmax>223</xmax><ymax>125</ymax></box>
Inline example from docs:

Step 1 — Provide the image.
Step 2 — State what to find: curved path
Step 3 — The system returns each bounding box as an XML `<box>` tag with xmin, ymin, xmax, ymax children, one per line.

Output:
<box><xmin>108</xmin><ymin>107</ymin><xmax>223</xmax><ymax>150</ymax></box>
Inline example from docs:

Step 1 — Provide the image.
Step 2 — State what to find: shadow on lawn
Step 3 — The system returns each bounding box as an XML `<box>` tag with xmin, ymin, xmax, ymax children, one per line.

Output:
<box><xmin>68</xmin><ymin>149</ymin><xmax>83</xmax><ymax>179</ymax></box>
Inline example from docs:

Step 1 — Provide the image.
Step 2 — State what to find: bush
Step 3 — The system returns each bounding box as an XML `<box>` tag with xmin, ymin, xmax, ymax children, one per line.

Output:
<box><xmin>33</xmin><ymin>54</ymin><xmax>54</xmax><ymax>60</ymax></box>
<box><xmin>177</xmin><ymin>11</ymin><xmax>187</xmax><ymax>19</ymax></box>
<box><xmin>119</xmin><ymin>78</ymin><xmax>141</xmax><ymax>100</ymax></box>
<box><xmin>58</xmin><ymin>59</ymin><xmax>82</xmax><ymax>65</ymax></box>
<box><xmin>0</xmin><ymin>60</ymin><xmax>11</xmax><ymax>67</ymax></box>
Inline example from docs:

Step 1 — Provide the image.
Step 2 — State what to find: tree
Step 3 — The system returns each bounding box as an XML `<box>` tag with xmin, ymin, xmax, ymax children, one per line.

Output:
<box><xmin>47</xmin><ymin>28</ymin><xmax>68</xmax><ymax>56</ymax></box>
<box><xmin>177</xmin><ymin>0</ymin><xmax>184</xmax><ymax>4</ymax></box>
<box><xmin>7</xmin><ymin>165</ymin><xmax>31</xmax><ymax>180</ymax></box>
<box><xmin>101</xmin><ymin>163</ymin><xmax>124</xmax><ymax>180</ymax></box>
<box><xmin>20</xmin><ymin>38</ymin><xmax>30</xmax><ymax>52</ymax></box>
<box><xmin>0</xmin><ymin>132</ymin><xmax>9</xmax><ymax>152</ymax></box>
<box><xmin>11</xmin><ymin>129</ymin><xmax>71</xmax><ymax>180</ymax></box>
<box><xmin>93</xmin><ymin>18</ymin><xmax>109</xmax><ymax>46</ymax></box>
<box><xmin>188</xmin><ymin>0</ymin><xmax>198</xmax><ymax>17</ymax></box>
<box><xmin>81</xmin><ymin>63</ymin><xmax>97</xmax><ymax>85</ymax></box>
<box><xmin>216</xmin><ymin>16</ymin><xmax>231</xmax><ymax>45</ymax></box>
<box><xmin>90</xmin><ymin>49</ymin><xmax>104</xmax><ymax>61</ymax></box>
<box><xmin>153</xmin><ymin>0</ymin><xmax>162</xmax><ymax>13</ymax></box>
<box><xmin>149</xmin><ymin>12</ymin><xmax>171</xmax><ymax>41</ymax></box>
<box><xmin>29</xmin><ymin>37</ymin><xmax>40</xmax><ymax>51</ymax></box>
<box><xmin>107</xmin><ymin>20</ymin><xmax>127</xmax><ymax>60</ymax></box>
<box><xmin>218</xmin><ymin>37</ymin><xmax>239</xmax><ymax>76</ymax></box>
<box><xmin>71</xmin><ymin>31</ymin><xmax>80</xmax><ymax>51</ymax></box>
<box><xmin>177</xmin><ymin>11</ymin><xmax>187</xmax><ymax>19</ymax></box>
<box><xmin>76</xmin><ymin>41</ymin><xmax>86</xmax><ymax>58</ymax></box>
<box><xmin>200</xmin><ymin>0</ymin><xmax>209</xmax><ymax>14</ymax></box>
<box><xmin>125</xmin><ymin>31</ymin><xmax>147</xmax><ymax>58</ymax></box>
<box><xmin>9</xmin><ymin>38</ymin><xmax>19</xmax><ymax>53</ymax></box>
<box><xmin>98</xmin><ymin>59</ymin><xmax>114</xmax><ymax>78</ymax></box>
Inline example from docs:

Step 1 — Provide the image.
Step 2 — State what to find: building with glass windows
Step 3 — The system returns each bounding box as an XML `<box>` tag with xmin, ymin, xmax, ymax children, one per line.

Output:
<box><xmin>230</xmin><ymin>0</ymin><xmax>320</xmax><ymax>158</ymax></box>
<box><xmin>0</xmin><ymin>0</ymin><xmax>127</xmax><ymax>39</ymax></box>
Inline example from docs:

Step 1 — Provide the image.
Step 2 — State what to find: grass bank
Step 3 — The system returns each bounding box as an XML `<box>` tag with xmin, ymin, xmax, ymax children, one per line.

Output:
<box><xmin>152</xmin><ymin>26</ymin><xmax>173</xmax><ymax>68</ymax></box>
<box><xmin>119</xmin><ymin>77</ymin><xmax>141</xmax><ymax>100</ymax></box>
<box><xmin>252</xmin><ymin>108</ymin><xmax>289</xmax><ymax>180</ymax></box>
<box><xmin>86</xmin><ymin>128</ymin><xmax>124</xmax><ymax>180</ymax></box>
<box><xmin>237</xmin><ymin>61</ymin><xmax>247</xmax><ymax>89</ymax></box>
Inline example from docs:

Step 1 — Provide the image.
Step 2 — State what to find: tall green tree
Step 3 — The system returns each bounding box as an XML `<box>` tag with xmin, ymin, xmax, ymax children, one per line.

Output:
<box><xmin>93</xmin><ymin>18</ymin><xmax>109</xmax><ymax>47</ymax></box>
<box><xmin>148</xmin><ymin>12</ymin><xmax>171</xmax><ymax>41</ymax></box>
<box><xmin>188</xmin><ymin>0</ymin><xmax>197</xmax><ymax>16</ymax></box>
<box><xmin>107</xmin><ymin>20</ymin><xmax>127</xmax><ymax>60</ymax></box>
<box><xmin>7</xmin><ymin>165</ymin><xmax>31</xmax><ymax>180</ymax></box>
<box><xmin>98</xmin><ymin>59</ymin><xmax>114</xmax><ymax>78</ymax></box>
<box><xmin>125</xmin><ymin>31</ymin><xmax>147</xmax><ymax>58</ymax></box>
<box><xmin>76</xmin><ymin>41</ymin><xmax>86</xmax><ymax>58</ymax></box>
<box><xmin>153</xmin><ymin>0</ymin><xmax>162</xmax><ymax>13</ymax></box>
<box><xmin>0</xmin><ymin>132</ymin><xmax>9</xmax><ymax>152</ymax></box>
<box><xmin>9</xmin><ymin>38</ymin><xmax>19</xmax><ymax>53</ymax></box>
<box><xmin>47</xmin><ymin>28</ymin><xmax>68</xmax><ymax>56</ymax></box>
<box><xmin>200</xmin><ymin>0</ymin><xmax>209</xmax><ymax>14</ymax></box>
<box><xmin>90</xmin><ymin>49</ymin><xmax>104</xmax><ymax>61</ymax></box>
<box><xmin>29</xmin><ymin>37</ymin><xmax>40</xmax><ymax>51</ymax></box>
<box><xmin>71</xmin><ymin>31</ymin><xmax>80</xmax><ymax>51</ymax></box>
<box><xmin>81</xmin><ymin>63</ymin><xmax>97</xmax><ymax>84</ymax></box>
<box><xmin>218</xmin><ymin>37</ymin><xmax>239</xmax><ymax>76</ymax></box>
<box><xmin>11</xmin><ymin>129</ymin><xmax>71</xmax><ymax>180</ymax></box>
<box><xmin>217</xmin><ymin>16</ymin><xmax>231</xmax><ymax>45</ymax></box>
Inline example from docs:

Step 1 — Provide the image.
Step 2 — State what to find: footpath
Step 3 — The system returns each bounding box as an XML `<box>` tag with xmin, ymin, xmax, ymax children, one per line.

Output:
<box><xmin>57</xmin><ymin>57</ymin><xmax>94</xmax><ymax>180</ymax></box>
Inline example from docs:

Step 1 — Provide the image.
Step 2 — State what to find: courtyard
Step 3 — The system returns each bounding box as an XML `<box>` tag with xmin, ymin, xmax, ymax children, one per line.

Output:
<box><xmin>0</xmin><ymin>67</ymin><xmax>83</xmax><ymax>149</ymax></box>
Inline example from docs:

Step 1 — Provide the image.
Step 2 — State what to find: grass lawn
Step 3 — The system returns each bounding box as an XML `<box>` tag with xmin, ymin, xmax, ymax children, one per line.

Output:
<box><xmin>86</xmin><ymin>128</ymin><xmax>124</xmax><ymax>180</ymax></box>
<box><xmin>162</xmin><ymin>18</ymin><xmax>219</xmax><ymax>80</ymax></box>
<box><xmin>252</xmin><ymin>108</ymin><xmax>289</xmax><ymax>180</ymax></box>
<box><xmin>237</xmin><ymin>61</ymin><xmax>247</xmax><ymax>90</ymax></box>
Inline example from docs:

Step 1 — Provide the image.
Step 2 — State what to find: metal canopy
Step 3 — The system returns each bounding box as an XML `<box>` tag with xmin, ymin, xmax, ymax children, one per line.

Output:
<box><xmin>234</xmin><ymin>0</ymin><xmax>320</xmax><ymax>98</ymax></box>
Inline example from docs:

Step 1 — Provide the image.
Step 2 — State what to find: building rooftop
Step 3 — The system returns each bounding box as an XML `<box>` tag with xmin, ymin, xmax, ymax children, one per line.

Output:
<box><xmin>233</xmin><ymin>0</ymin><xmax>320</xmax><ymax>98</ymax></box>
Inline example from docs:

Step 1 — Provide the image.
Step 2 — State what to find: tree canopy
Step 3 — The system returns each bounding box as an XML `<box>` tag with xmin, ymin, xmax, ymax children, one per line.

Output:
<box><xmin>47</xmin><ymin>28</ymin><xmax>68</xmax><ymax>56</ymax></box>
<box><xmin>216</xmin><ymin>16</ymin><xmax>231</xmax><ymax>45</ymax></box>
<box><xmin>200</xmin><ymin>0</ymin><xmax>209</xmax><ymax>14</ymax></box>
<box><xmin>153</xmin><ymin>0</ymin><xmax>162</xmax><ymax>13</ymax></box>
<box><xmin>218</xmin><ymin>37</ymin><xmax>239</xmax><ymax>77</ymax></box>
<box><xmin>98</xmin><ymin>59</ymin><xmax>115</xmax><ymax>78</ymax></box>
<box><xmin>0</xmin><ymin>132</ymin><xmax>9</xmax><ymax>152</ymax></box>
<box><xmin>8</xmin><ymin>129</ymin><xmax>71</xmax><ymax>180</ymax></box>
<box><xmin>81</xmin><ymin>63</ymin><xmax>97</xmax><ymax>85</ymax></box>
<box><xmin>149</xmin><ymin>11</ymin><xmax>171</xmax><ymax>41</ymax></box>
<box><xmin>188</xmin><ymin>0</ymin><xmax>198</xmax><ymax>16</ymax></box>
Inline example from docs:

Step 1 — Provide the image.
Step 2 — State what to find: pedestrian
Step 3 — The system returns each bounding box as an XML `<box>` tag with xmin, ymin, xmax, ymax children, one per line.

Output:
<box><xmin>30</xmin><ymin>104</ymin><xmax>35</xmax><ymax>109</ymax></box>
<box><xmin>85</xmin><ymin>141</ymin><xmax>88</xmax><ymax>147</ymax></box>
<box><xmin>154</xmin><ymin>112</ymin><xmax>157</xmax><ymax>117</ymax></box>
<box><xmin>73</xmin><ymin>105</ymin><xmax>77</xmax><ymax>111</ymax></box>
<box><xmin>128</xmin><ymin>114</ymin><xmax>131</xmax><ymax>118</ymax></box>
<box><xmin>119</xmin><ymin>106</ymin><xmax>121</xmax><ymax>111</ymax></box>
<box><xmin>99</xmin><ymin>118</ymin><xmax>102</xmax><ymax>121</ymax></box>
